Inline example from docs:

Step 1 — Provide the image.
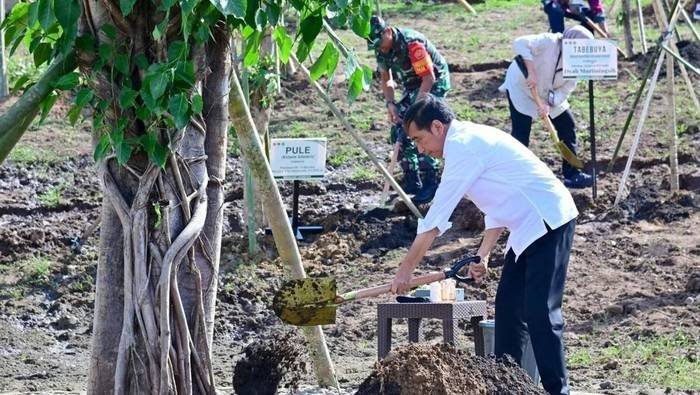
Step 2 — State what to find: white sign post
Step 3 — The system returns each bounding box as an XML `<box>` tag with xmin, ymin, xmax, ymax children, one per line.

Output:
<box><xmin>270</xmin><ymin>138</ymin><xmax>327</xmax><ymax>240</ymax></box>
<box><xmin>270</xmin><ymin>138</ymin><xmax>327</xmax><ymax>180</ymax></box>
<box><xmin>563</xmin><ymin>39</ymin><xmax>618</xmax><ymax>80</ymax></box>
<box><xmin>563</xmin><ymin>38</ymin><xmax>618</xmax><ymax>200</ymax></box>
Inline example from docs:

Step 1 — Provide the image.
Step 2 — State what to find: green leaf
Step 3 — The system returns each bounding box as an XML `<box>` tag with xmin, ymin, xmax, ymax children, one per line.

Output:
<box><xmin>149</xmin><ymin>73</ymin><xmax>169</xmax><ymax>100</ymax></box>
<box><xmin>28</xmin><ymin>1</ymin><xmax>39</xmax><ymax>28</ymax></box>
<box><xmin>116</xmin><ymin>141</ymin><xmax>132</xmax><ymax>165</ymax></box>
<box><xmin>68</xmin><ymin>105</ymin><xmax>82</xmax><ymax>125</ymax></box>
<box><xmin>53</xmin><ymin>72</ymin><xmax>80</xmax><ymax>90</ymax></box>
<box><xmin>347</xmin><ymin>67</ymin><xmax>364</xmax><ymax>102</ymax></box>
<box><xmin>101</xmin><ymin>24</ymin><xmax>117</xmax><ymax>40</ymax></box>
<box><xmin>309</xmin><ymin>43</ymin><xmax>339</xmax><ymax>80</ymax></box>
<box><xmin>296</xmin><ymin>40</ymin><xmax>313</xmax><ymax>63</ymax></box>
<box><xmin>136</xmin><ymin>105</ymin><xmax>150</xmax><ymax>120</ymax></box>
<box><xmin>273</xmin><ymin>27</ymin><xmax>293</xmax><ymax>63</ymax></box>
<box><xmin>135</xmin><ymin>54</ymin><xmax>149</xmax><ymax>70</ymax></box>
<box><xmin>75</xmin><ymin>88</ymin><xmax>94</xmax><ymax>107</ymax></box>
<box><xmin>180</xmin><ymin>0</ymin><xmax>197</xmax><ymax>14</ymax></box>
<box><xmin>75</xmin><ymin>35</ymin><xmax>95</xmax><ymax>53</ymax></box>
<box><xmin>243</xmin><ymin>31</ymin><xmax>262</xmax><ymax>67</ymax></box>
<box><xmin>299</xmin><ymin>13</ymin><xmax>322</xmax><ymax>45</ymax></box>
<box><xmin>33</xmin><ymin>42</ymin><xmax>52</xmax><ymax>67</ymax></box>
<box><xmin>174</xmin><ymin>61</ymin><xmax>195</xmax><ymax>87</ymax></box>
<box><xmin>115</xmin><ymin>53</ymin><xmax>130</xmax><ymax>75</ymax></box>
<box><xmin>120</xmin><ymin>0</ymin><xmax>137</xmax><ymax>16</ymax></box>
<box><xmin>209</xmin><ymin>0</ymin><xmax>246</xmax><ymax>18</ymax></box>
<box><xmin>37</xmin><ymin>0</ymin><xmax>55</xmax><ymax>30</ymax></box>
<box><xmin>191</xmin><ymin>94</ymin><xmax>203</xmax><ymax>114</ymax></box>
<box><xmin>351</xmin><ymin>13</ymin><xmax>370</xmax><ymax>38</ymax></box>
<box><xmin>167</xmin><ymin>41</ymin><xmax>187</xmax><ymax>62</ymax></box>
<box><xmin>119</xmin><ymin>87</ymin><xmax>139</xmax><ymax>107</ymax></box>
<box><xmin>362</xmin><ymin>65</ymin><xmax>373</xmax><ymax>88</ymax></box>
<box><xmin>54</xmin><ymin>0</ymin><xmax>80</xmax><ymax>32</ymax></box>
<box><xmin>266</xmin><ymin>3</ymin><xmax>280</xmax><ymax>25</ymax></box>
<box><xmin>244</xmin><ymin>0</ymin><xmax>260</xmax><ymax>27</ymax></box>
<box><xmin>153</xmin><ymin>16</ymin><xmax>168</xmax><ymax>40</ymax></box>
<box><xmin>39</xmin><ymin>93</ymin><xmax>59</xmax><ymax>123</ymax></box>
<box><xmin>151</xmin><ymin>142</ymin><xmax>169</xmax><ymax>167</ymax></box>
<box><xmin>194</xmin><ymin>23</ymin><xmax>210</xmax><ymax>43</ymax></box>
<box><xmin>98</xmin><ymin>43</ymin><xmax>113</xmax><ymax>62</ymax></box>
<box><xmin>168</xmin><ymin>94</ymin><xmax>190</xmax><ymax>129</ymax></box>
<box><xmin>12</xmin><ymin>76</ymin><xmax>30</xmax><ymax>93</ymax></box>
<box><xmin>94</xmin><ymin>134</ymin><xmax>111</xmax><ymax>162</ymax></box>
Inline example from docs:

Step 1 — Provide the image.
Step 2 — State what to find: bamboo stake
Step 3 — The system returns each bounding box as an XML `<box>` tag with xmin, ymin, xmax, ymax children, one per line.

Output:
<box><xmin>228</xmin><ymin>65</ymin><xmax>339</xmax><ymax>389</ymax></box>
<box><xmin>0</xmin><ymin>0</ymin><xmax>8</xmax><ymax>99</ymax></box>
<box><xmin>667</xmin><ymin>55</ymin><xmax>679</xmax><ymax>192</ymax></box>
<box><xmin>292</xmin><ymin>54</ymin><xmax>424</xmax><ymax>219</ymax></box>
<box><xmin>456</xmin><ymin>0</ymin><xmax>476</xmax><ymax>15</ymax></box>
<box><xmin>622</xmin><ymin>0</ymin><xmax>636</xmax><ymax>56</ymax></box>
<box><xmin>652</xmin><ymin>0</ymin><xmax>700</xmax><ymax>110</ymax></box>
<box><xmin>662</xmin><ymin>44</ymin><xmax>700</xmax><ymax>75</ymax></box>
<box><xmin>680</xmin><ymin>8</ymin><xmax>700</xmax><ymax>42</ymax></box>
<box><xmin>608</xmin><ymin>0</ymin><xmax>684</xmax><ymax>171</ymax></box>
<box><xmin>636</xmin><ymin>0</ymin><xmax>649</xmax><ymax>53</ymax></box>
<box><xmin>379</xmin><ymin>142</ymin><xmax>400</xmax><ymax>205</ymax></box>
<box><xmin>614</xmin><ymin>50</ymin><xmax>667</xmax><ymax>205</ymax></box>
<box><xmin>240</xmin><ymin>39</ymin><xmax>259</xmax><ymax>255</ymax></box>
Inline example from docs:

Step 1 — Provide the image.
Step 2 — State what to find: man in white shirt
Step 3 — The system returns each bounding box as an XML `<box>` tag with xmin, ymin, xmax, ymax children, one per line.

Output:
<box><xmin>391</xmin><ymin>95</ymin><xmax>577</xmax><ymax>395</ymax></box>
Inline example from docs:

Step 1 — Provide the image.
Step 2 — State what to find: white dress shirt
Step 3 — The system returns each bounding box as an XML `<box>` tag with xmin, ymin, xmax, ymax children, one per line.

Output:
<box><xmin>417</xmin><ymin>120</ymin><xmax>579</xmax><ymax>258</ymax></box>
<box><xmin>498</xmin><ymin>33</ymin><xmax>579</xmax><ymax>119</ymax></box>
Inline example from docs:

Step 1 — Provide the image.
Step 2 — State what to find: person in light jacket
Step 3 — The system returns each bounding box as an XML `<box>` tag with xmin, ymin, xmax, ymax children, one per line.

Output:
<box><xmin>499</xmin><ymin>25</ymin><xmax>594</xmax><ymax>189</ymax></box>
<box><xmin>391</xmin><ymin>95</ymin><xmax>578</xmax><ymax>395</ymax></box>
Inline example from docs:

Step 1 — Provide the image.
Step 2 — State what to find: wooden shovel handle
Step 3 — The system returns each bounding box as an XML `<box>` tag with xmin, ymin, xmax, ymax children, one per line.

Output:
<box><xmin>339</xmin><ymin>271</ymin><xmax>446</xmax><ymax>302</ymax></box>
<box><xmin>530</xmin><ymin>86</ymin><xmax>561</xmax><ymax>144</ymax></box>
<box><xmin>583</xmin><ymin>17</ymin><xmax>627</xmax><ymax>58</ymax></box>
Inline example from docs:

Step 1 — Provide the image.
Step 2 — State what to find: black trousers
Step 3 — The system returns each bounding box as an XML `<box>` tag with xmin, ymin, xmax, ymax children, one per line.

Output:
<box><xmin>494</xmin><ymin>219</ymin><xmax>575</xmax><ymax>395</ymax></box>
<box><xmin>507</xmin><ymin>91</ymin><xmax>579</xmax><ymax>179</ymax></box>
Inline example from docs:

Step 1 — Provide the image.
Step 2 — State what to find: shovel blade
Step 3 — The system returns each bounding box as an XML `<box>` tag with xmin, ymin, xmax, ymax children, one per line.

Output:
<box><xmin>556</xmin><ymin>142</ymin><xmax>584</xmax><ymax>169</ymax></box>
<box><xmin>272</xmin><ymin>277</ymin><xmax>338</xmax><ymax>326</ymax></box>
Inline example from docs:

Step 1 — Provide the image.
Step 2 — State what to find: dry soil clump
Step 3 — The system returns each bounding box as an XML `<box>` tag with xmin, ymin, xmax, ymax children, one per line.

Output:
<box><xmin>356</xmin><ymin>343</ymin><xmax>544</xmax><ymax>395</ymax></box>
<box><xmin>232</xmin><ymin>331</ymin><xmax>308</xmax><ymax>395</ymax></box>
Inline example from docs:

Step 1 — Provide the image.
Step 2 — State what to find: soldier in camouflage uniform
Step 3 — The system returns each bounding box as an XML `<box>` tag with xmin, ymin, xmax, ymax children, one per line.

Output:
<box><xmin>367</xmin><ymin>16</ymin><xmax>450</xmax><ymax>204</ymax></box>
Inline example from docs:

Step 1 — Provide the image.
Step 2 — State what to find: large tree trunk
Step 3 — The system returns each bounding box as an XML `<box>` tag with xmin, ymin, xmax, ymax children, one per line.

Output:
<box><xmin>85</xmin><ymin>2</ymin><xmax>230</xmax><ymax>393</ymax></box>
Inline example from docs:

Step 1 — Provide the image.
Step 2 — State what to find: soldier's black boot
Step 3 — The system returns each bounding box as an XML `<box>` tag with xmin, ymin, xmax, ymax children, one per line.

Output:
<box><xmin>412</xmin><ymin>167</ymin><xmax>439</xmax><ymax>204</ymax></box>
<box><xmin>401</xmin><ymin>168</ymin><xmax>422</xmax><ymax>195</ymax></box>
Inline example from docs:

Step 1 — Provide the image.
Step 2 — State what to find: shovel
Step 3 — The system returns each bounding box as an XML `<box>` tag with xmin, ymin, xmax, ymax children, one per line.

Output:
<box><xmin>273</xmin><ymin>255</ymin><xmax>481</xmax><ymax>326</ymax></box>
<box><xmin>514</xmin><ymin>55</ymin><xmax>584</xmax><ymax>169</ymax></box>
<box><xmin>530</xmin><ymin>86</ymin><xmax>584</xmax><ymax>169</ymax></box>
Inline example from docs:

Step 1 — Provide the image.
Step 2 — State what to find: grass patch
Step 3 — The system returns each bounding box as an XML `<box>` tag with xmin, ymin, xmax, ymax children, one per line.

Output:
<box><xmin>568</xmin><ymin>332</ymin><xmax>700</xmax><ymax>390</ymax></box>
<box><xmin>328</xmin><ymin>145</ymin><xmax>364</xmax><ymax>167</ymax></box>
<box><xmin>38</xmin><ymin>183</ymin><xmax>67</xmax><ymax>208</ymax></box>
<box><xmin>8</xmin><ymin>144</ymin><xmax>63</xmax><ymax>164</ymax></box>
<box><xmin>350</xmin><ymin>165</ymin><xmax>379</xmax><ymax>181</ymax></box>
<box><xmin>16</xmin><ymin>256</ymin><xmax>53</xmax><ymax>286</ymax></box>
<box><xmin>280</xmin><ymin>122</ymin><xmax>325</xmax><ymax>139</ymax></box>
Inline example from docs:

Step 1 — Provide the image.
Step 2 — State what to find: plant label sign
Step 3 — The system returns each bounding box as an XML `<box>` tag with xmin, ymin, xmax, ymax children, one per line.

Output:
<box><xmin>270</xmin><ymin>138</ymin><xmax>327</xmax><ymax>181</ymax></box>
<box><xmin>563</xmin><ymin>39</ymin><xmax>618</xmax><ymax>80</ymax></box>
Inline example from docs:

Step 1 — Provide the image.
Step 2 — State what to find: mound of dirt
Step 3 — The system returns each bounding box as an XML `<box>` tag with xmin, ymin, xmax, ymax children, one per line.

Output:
<box><xmin>232</xmin><ymin>331</ymin><xmax>308</xmax><ymax>395</ymax></box>
<box><xmin>356</xmin><ymin>343</ymin><xmax>544</xmax><ymax>395</ymax></box>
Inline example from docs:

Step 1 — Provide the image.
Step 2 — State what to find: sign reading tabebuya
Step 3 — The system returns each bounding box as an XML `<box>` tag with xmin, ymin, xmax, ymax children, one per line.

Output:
<box><xmin>563</xmin><ymin>39</ymin><xmax>618</xmax><ymax>80</ymax></box>
<box><xmin>270</xmin><ymin>138</ymin><xmax>327</xmax><ymax>180</ymax></box>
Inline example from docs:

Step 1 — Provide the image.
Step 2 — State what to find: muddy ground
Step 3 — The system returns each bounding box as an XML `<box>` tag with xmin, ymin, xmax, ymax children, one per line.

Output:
<box><xmin>1</xmin><ymin>1</ymin><xmax>699</xmax><ymax>394</ymax></box>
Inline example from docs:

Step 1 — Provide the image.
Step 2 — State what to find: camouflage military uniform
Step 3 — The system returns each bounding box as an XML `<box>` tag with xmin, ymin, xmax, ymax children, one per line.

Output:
<box><xmin>375</xmin><ymin>27</ymin><xmax>450</xmax><ymax>175</ymax></box>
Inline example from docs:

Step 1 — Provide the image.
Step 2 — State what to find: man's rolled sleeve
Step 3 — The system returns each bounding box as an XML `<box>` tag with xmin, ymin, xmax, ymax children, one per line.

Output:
<box><xmin>417</xmin><ymin>151</ymin><xmax>484</xmax><ymax>236</ymax></box>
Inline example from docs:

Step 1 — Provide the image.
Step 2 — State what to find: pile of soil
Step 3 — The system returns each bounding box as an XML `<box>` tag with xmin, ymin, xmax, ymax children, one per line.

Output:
<box><xmin>232</xmin><ymin>331</ymin><xmax>309</xmax><ymax>395</ymax></box>
<box><xmin>356</xmin><ymin>343</ymin><xmax>544</xmax><ymax>395</ymax></box>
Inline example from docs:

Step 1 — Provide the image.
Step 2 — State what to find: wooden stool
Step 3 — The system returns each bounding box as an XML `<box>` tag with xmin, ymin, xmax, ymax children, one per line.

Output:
<box><xmin>377</xmin><ymin>301</ymin><xmax>487</xmax><ymax>359</ymax></box>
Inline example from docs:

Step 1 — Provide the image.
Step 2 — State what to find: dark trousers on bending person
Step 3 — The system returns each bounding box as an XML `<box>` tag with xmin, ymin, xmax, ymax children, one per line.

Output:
<box><xmin>494</xmin><ymin>219</ymin><xmax>575</xmax><ymax>395</ymax></box>
<box><xmin>507</xmin><ymin>92</ymin><xmax>579</xmax><ymax>180</ymax></box>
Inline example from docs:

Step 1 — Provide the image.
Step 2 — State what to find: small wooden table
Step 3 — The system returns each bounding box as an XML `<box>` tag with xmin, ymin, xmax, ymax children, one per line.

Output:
<box><xmin>377</xmin><ymin>301</ymin><xmax>488</xmax><ymax>359</ymax></box>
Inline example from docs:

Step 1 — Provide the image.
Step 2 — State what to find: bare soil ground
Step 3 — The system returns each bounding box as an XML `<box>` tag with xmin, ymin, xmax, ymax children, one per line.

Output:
<box><xmin>1</xmin><ymin>1</ymin><xmax>699</xmax><ymax>394</ymax></box>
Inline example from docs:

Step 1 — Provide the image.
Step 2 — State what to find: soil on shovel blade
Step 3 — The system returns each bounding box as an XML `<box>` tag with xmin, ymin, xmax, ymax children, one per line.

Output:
<box><xmin>232</xmin><ymin>331</ymin><xmax>308</xmax><ymax>395</ymax></box>
<box><xmin>356</xmin><ymin>343</ymin><xmax>544</xmax><ymax>395</ymax></box>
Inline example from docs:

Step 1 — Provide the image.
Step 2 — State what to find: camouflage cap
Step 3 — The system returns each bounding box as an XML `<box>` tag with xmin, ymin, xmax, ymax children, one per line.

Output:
<box><xmin>367</xmin><ymin>16</ymin><xmax>387</xmax><ymax>50</ymax></box>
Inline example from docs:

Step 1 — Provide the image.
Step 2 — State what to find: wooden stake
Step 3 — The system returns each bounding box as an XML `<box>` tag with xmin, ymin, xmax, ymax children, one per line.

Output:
<box><xmin>292</xmin><ymin>54</ymin><xmax>424</xmax><ymax>219</ymax></box>
<box><xmin>614</xmin><ymin>50</ymin><xmax>667</xmax><ymax>205</ymax></box>
<box><xmin>636</xmin><ymin>0</ymin><xmax>648</xmax><ymax>53</ymax></box>
<box><xmin>240</xmin><ymin>39</ymin><xmax>259</xmax><ymax>255</ymax></box>
<box><xmin>456</xmin><ymin>0</ymin><xmax>476</xmax><ymax>15</ymax></box>
<box><xmin>679</xmin><ymin>8</ymin><xmax>700</xmax><ymax>43</ymax></box>
<box><xmin>667</xmin><ymin>55</ymin><xmax>679</xmax><ymax>192</ymax></box>
<box><xmin>379</xmin><ymin>142</ymin><xmax>400</xmax><ymax>205</ymax></box>
<box><xmin>651</xmin><ymin>0</ymin><xmax>700</xmax><ymax>110</ymax></box>
<box><xmin>622</xmin><ymin>0</ymin><xmax>636</xmax><ymax>56</ymax></box>
<box><xmin>0</xmin><ymin>0</ymin><xmax>8</xmax><ymax>99</ymax></box>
